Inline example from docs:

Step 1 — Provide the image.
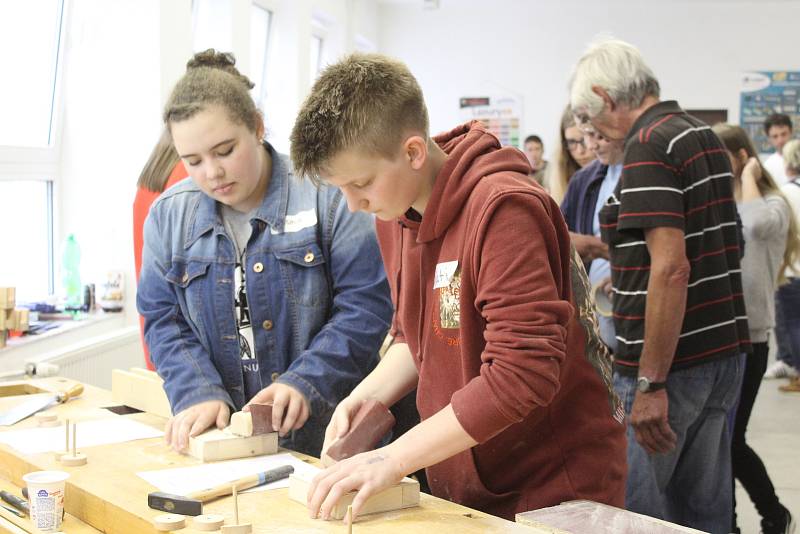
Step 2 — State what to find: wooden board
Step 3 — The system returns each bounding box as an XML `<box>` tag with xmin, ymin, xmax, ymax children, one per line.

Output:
<box><xmin>188</xmin><ymin>428</ymin><xmax>278</xmax><ymax>462</ymax></box>
<box><xmin>0</xmin><ymin>378</ymin><xmax>542</xmax><ymax>534</ymax></box>
<box><xmin>111</xmin><ymin>368</ymin><xmax>172</xmax><ymax>418</ymax></box>
<box><xmin>515</xmin><ymin>500</ymin><xmax>708</xmax><ymax>534</ymax></box>
<box><xmin>288</xmin><ymin>471</ymin><xmax>420</xmax><ymax>520</ymax></box>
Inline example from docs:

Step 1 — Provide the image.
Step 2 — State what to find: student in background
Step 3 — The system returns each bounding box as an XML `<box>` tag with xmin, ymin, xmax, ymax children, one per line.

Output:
<box><xmin>776</xmin><ymin>139</ymin><xmax>800</xmax><ymax>394</ymax></box>
<box><xmin>137</xmin><ymin>50</ymin><xmax>392</xmax><ymax>457</ymax></box>
<box><xmin>290</xmin><ymin>53</ymin><xmax>625</xmax><ymax>522</ymax></box>
<box><xmin>133</xmin><ymin>129</ymin><xmax>188</xmax><ymax>370</ymax></box>
<box><xmin>546</xmin><ymin>106</ymin><xmax>594</xmax><ymax>203</ymax></box>
<box><xmin>713</xmin><ymin>123</ymin><xmax>797</xmax><ymax>534</ymax></box>
<box><xmin>523</xmin><ymin>134</ymin><xmax>548</xmax><ymax>185</ymax></box>
<box><xmin>763</xmin><ymin>113</ymin><xmax>793</xmax><ymax>186</ymax></box>
<box><xmin>560</xmin><ymin>127</ymin><xmax>624</xmax><ymax>353</ymax></box>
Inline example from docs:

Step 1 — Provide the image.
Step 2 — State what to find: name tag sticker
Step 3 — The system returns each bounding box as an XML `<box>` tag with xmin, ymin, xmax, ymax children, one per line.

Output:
<box><xmin>271</xmin><ymin>209</ymin><xmax>318</xmax><ymax>234</ymax></box>
<box><xmin>433</xmin><ymin>260</ymin><xmax>459</xmax><ymax>289</ymax></box>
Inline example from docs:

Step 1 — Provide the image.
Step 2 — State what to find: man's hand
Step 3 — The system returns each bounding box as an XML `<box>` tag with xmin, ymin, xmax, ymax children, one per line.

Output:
<box><xmin>165</xmin><ymin>400</ymin><xmax>230</xmax><ymax>452</ymax></box>
<box><xmin>246</xmin><ymin>382</ymin><xmax>310</xmax><ymax>437</ymax></box>
<box><xmin>307</xmin><ymin>447</ymin><xmax>405</xmax><ymax>523</ymax></box>
<box><xmin>571</xmin><ymin>232</ymin><xmax>610</xmax><ymax>261</ymax></box>
<box><xmin>630</xmin><ymin>390</ymin><xmax>677</xmax><ymax>454</ymax></box>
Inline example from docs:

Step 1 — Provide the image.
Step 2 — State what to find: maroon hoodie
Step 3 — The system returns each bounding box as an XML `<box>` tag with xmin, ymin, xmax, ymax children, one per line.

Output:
<box><xmin>375</xmin><ymin>121</ymin><xmax>626</xmax><ymax>519</ymax></box>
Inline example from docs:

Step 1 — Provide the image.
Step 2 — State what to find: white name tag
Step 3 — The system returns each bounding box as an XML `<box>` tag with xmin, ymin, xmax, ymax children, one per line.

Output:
<box><xmin>433</xmin><ymin>260</ymin><xmax>459</xmax><ymax>289</ymax></box>
<box><xmin>271</xmin><ymin>209</ymin><xmax>318</xmax><ymax>234</ymax></box>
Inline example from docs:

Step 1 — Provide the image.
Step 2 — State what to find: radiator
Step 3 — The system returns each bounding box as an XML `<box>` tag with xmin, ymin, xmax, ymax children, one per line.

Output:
<box><xmin>26</xmin><ymin>326</ymin><xmax>143</xmax><ymax>390</ymax></box>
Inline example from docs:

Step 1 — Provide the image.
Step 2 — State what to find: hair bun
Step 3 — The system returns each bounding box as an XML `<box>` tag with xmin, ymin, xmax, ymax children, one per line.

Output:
<box><xmin>186</xmin><ymin>49</ymin><xmax>255</xmax><ymax>90</ymax></box>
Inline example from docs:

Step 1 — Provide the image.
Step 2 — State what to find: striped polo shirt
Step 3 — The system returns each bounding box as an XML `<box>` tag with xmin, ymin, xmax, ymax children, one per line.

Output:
<box><xmin>599</xmin><ymin>100</ymin><xmax>751</xmax><ymax>374</ymax></box>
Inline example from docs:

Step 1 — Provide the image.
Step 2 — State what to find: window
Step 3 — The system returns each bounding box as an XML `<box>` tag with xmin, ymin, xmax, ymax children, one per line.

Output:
<box><xmin>250</xmin><ymin>2</ymin><xmax>273</xmax><ymax>108</ymax></box>
<box><xmin>310</xmin><ymin>34</ymin><xmax>324</xmax><ymax>78</ymax></box>
<box><xmin>0</xmin><ymin>0</ymin><xmax>64</xmax><ymax>147</ymax></box>
<box><xmin>0</xmin><ymin>182</ymin><xmax>53</xmax><ymax>300</ymax></box>
<box><xmin>0</xmin><ymin>0</ymin><xmax>64</xmax><ymax>301</ymax></box>
<box><xmin>192</xmin><ymin>0</ymin><xmax>232</xmax><ymax>53</ymax></box>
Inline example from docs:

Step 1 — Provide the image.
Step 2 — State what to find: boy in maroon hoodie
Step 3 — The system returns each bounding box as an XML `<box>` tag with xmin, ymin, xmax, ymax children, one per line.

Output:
<box><xmin>290</xmin><ymin>53</ymin><xmax>626</xmax><ymax>522</ymax></box>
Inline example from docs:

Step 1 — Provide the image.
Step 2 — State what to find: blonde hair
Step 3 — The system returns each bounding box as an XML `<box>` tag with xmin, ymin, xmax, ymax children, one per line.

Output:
<box><xmin>713</xmin><ymin>123</ymin><xmax>800</xmax><ymax>280</ymax></box>
<box><xmin>137</xmin><ymin>128</ymin><xmax>181</xmax><ymax>192</ymax></box>
<box><xmin>784</xmin><ymin>139</ymin><xmax>800</xmax><ymax>176</ymax></box>
<box><xmin>546</xmin><ymin>106</ymin><xmax>583</xmax><ymax>204</ymax></box>
<box><xmin>290</xmin><ymin>53</ymin><xmax>429</xmax><ymax>181</ymax></box>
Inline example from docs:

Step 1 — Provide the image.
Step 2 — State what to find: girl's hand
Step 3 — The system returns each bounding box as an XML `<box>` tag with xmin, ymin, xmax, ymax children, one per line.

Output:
<box><xmin>165</xmin><ymin>400</ymin><xmax>230</xmax><ymax>452</ymax></box>
<box><xmin>246</xmin><ymin>383</ymin><xmax>310</xmax><ymax>436</ymax></box>
<box><xmin>320</xmin><ymin>396</ymin><xmax>364</xmax><ymax>461</ymax></box>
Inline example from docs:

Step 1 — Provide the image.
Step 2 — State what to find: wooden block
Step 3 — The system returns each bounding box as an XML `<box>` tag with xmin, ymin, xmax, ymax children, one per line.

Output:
<box><xmin>154</xmin><ymin>513</ymin><xmax>186</xmax><ymax>531</ymax></box>
<box><xmin>188</xmin><ymin>429</ymin><xmax>278</xmax><ymax>462</ymax></box>
<box><xmin>288</xmin><ymin>471</ymin><xmax>419</xmax><ymax>520</ymax></box>
<box><xmin>35</xmin><ymin>411</ymin><xmax>59</xmax><ymax>427</ymax></box>
<box><xmin>192</xmin><ymin>514</ymin><xmax>225</xmax><ymax>530</ymax></box>
<box><xmin>0</xmin><ymin>287</ymin><xmax>15</xmax><ymax>310</ymax></box>
<box><xmin>61</xmin><ymin>452</ymin><xmax>88</xmax><ymax>466</ymax></box>
<box><xmin>325</xmin><ymin>399</ymin><xmax>395</xmax><ymax>463</ymax></box>
<box><xmin>220</xmin><ymin>525</ymin><xmax>251</xmax><ymax>534</ymax></box>
<box><xmin>229</xmin><ymin>411</ymin><xmax>253</xmax><ymax>437</ymax></box>
<box><xmin>4</xmin><ymin>310</ymin><xmax>17</xmax><ymax>331</ymax></box>
<box><xmin>15</xmin><ymin>309</ymin><xmax>29</xmax><ymax>332</ymax></box>
<box><xmin>111</xmin><ymin>368</ymin><xmax>172</xmax><ymax>418</ymax></box>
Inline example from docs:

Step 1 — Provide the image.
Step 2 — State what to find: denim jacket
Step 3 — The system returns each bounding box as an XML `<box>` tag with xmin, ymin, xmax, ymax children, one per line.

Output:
<box><xmin>137</xmin><ymin>144</ymin><xmax>392</xmax><ymax>455</ymax></box>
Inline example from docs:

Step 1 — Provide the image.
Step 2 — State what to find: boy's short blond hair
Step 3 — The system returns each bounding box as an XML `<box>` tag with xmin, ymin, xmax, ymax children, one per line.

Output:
<box><xmin>290</xmin><ymin>53</ymin><xmax>429</xmax><ymax>180</ymax></box>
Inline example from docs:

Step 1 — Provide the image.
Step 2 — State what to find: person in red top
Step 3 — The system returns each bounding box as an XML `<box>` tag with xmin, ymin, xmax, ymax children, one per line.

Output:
<box><xmin>133</xmin><ymin>129</ymin><xmax>188</xmax><ymax>369</ymax></box>
<box><xmin>289</xmin><ymin>53</ymin><xmax>626</xmax><ymax>522</ymax></box>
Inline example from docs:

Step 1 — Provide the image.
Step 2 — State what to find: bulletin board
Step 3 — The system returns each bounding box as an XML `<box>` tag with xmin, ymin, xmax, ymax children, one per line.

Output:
<box><xmin>459</xmin><ymin>95</ymin><xmax>522</xmax><ymax>148</ymax></box>
<box><xmin>740</xmin><ymin>71</ymin><xmax>800</xmax><ymax>153</ymax></box>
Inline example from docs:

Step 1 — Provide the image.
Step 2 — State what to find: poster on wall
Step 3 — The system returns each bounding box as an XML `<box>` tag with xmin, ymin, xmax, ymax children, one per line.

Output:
<box><xmin>740</xmin><ymin>71</ymin><xmax>800</xmax><ymax>153</ymax></box>
<box><xmin>459</xmin><ymin>95</ymin><xmax>522</xmax><ymax>148</ymax></box>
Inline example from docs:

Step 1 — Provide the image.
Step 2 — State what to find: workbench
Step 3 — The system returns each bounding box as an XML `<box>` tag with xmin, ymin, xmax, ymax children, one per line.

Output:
<box><xmin>0</xmin><ymin>377</ymin><xmax>539</xmax><ymax>533</ymax></box>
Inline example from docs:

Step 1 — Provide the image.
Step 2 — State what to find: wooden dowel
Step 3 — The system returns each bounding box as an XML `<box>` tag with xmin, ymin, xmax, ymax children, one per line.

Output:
<box><xmin>72</xmin><ymin>423</ymin><xmax>77</xmax><ymax>455</ymax></box>
<box><xmin>232</xmin><ymin>484</ymin><xmax>239</xmax><ymax>524</ymax></box>
<box><xmin>65</xmin><ymin>419</ymin><xmax>70</xmax><ymax>452</ymax></box>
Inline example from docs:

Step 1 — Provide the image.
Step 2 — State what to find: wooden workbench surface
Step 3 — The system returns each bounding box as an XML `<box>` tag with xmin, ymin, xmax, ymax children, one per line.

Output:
<box><xmin>0</xmin><ymin>378</ymin><xmax>540</xmax><ymax>533</ymax></box>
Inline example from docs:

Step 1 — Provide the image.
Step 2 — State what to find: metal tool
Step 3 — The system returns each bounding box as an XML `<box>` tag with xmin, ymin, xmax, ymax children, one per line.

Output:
<box><xmin>0</xmin><ymin>362</ymin><xmax>60</xmax><ymax>382</ymax></box>
<box><xmin>0</xmin><ymin>382</ymin><xmax>83</xmax><ymax>426</ymax></box>
<box><xmin>147</xmin><ymin>464</ymin><xmax>295</xmax><ymax>516</ymax></box>
<box><xmin>0</xmin><ymin>502</ymin><xmax>25</xmax><ymax>518</ymax></box>
<box><xmin>0</xmin><ymin>490</ymin><xmax>29</xmax><ymax>516</ymax></box>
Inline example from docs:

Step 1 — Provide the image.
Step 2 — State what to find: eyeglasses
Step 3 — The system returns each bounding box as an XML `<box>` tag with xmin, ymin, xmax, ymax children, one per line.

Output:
<box><xmin>566</xmin><ymin>137</ymin><xmax>586</xmax><ymax>150</ymax></box>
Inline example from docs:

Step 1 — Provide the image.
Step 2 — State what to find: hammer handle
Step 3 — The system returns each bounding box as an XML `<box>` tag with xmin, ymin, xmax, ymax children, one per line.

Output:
<box><xmin>186</xmin><ymin>465</ymin><xmax>294</xmax><ymax>502</ymax></box>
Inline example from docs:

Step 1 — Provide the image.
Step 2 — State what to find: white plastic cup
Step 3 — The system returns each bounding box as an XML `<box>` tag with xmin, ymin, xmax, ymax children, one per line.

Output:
<box><xmin>592</xmin><ymin>281</ymin><xmax>614</xmax><ymax>317</ymax></box>
<box><xmin>22</xmin><ymin>470</ymin><xmax>69</xmax><ymax>533</ymax></box>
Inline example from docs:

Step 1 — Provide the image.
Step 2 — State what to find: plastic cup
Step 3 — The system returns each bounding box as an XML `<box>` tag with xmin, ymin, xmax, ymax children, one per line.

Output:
<box><xmin>22</xmin><ymin>471</ymin><xmax>69</xmax><ymax>533</ymax></box>
<box><xmin>592</xmin><ymin>281</ymin><xmax>614</xmax><ymax>317</ymax></box>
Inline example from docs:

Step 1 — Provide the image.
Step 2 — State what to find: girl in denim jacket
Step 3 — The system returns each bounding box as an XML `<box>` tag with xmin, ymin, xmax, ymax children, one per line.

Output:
<box><xmin>137</xmin><ymin>50</ymin><xmax>392</xmax><ymax>457</ymax></box>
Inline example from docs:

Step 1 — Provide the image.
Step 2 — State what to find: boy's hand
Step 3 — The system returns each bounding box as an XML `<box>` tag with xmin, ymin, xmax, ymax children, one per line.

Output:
<box><xmin>320</xmin><ymin>396</ymin><xmax>364</xmax><ymax>460</ymax></box>
<box><xmin>165</xmin><ymin>400</ymin><xmax>230</xmax><ymax>452</ymax></box>
<box><xmin>246</xmin><ymin>382</ymin><xmax>310</xmax><ymax>436</ymax></box>
<box><xmin>307</xmin><ymin>446</ymin><xmax>404</xmax><ymax>523</ymax></box>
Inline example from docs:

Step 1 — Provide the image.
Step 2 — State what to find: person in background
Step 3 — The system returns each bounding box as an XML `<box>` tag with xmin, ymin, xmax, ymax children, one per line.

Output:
<box><xmin>545</xmin><ymin>106</ymin><xmax>594</xmax><ymax>203</ymax></box>
<box><xmin>776</xmin><ymin>138</ymin><xmax>800</xmax><ymax>394</ymax></box>
<box><xmin>763</xmin><ymin>113</ymin><xmax>793</xmax><ymax>186</ymax></box>
<box><xmin>764</xmin><ymin>113</ymin><xmax>800</xmax><ymax>381</ymax></box>
<box><xmin>713</xmin><ymin>123</ymin><xmax>797</xmax><ymax>534</ymax></box>
<box><xmin>571</xmin><ymin>38</ymin><xmax>749</xmax><ymax>534</ymax></box>
<box><xmin>290</xmin><ymin>52</ymin><xmax>626</xmax><ymax>522</ymax></box>
<box><xmin>523</xmin><ymin>134</ymin><xmax>548</xmax><ymax>185</ymax></box>
<box><xmin>133</xmin><ymin>129</ymin><xmax>188</xmax><ymax>370</ymax></box>
<box><xmin>137</xmin><ymin>50</ymin><xmax>392</xmax><ymax>457</ymax></box>
<box><xmin>560</xmin><ymin>127</ymin><xmax>624</xmax><ymax>353</ymax></box>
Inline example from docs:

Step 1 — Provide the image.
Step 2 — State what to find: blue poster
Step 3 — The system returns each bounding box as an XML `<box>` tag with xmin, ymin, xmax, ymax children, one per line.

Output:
<box><xmin>740</xmin><ymin>71</ymin><xmax>800</xmax><ymax>153</ymax></box>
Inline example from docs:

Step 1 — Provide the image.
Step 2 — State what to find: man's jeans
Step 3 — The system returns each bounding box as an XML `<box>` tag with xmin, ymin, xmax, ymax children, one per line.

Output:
<box><xmin>775</xmin><ymin>277</ymin><xmax>800</xmax><ymax>370</ymax></box>
<box><xmin>614</xmin><ymin>355</ymin><xmax>744</xmax><ymax>534</ymax></box>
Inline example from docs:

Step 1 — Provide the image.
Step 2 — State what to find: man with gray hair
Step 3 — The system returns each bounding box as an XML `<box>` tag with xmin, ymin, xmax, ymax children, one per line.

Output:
<box><xmin>570</xmin><ymin>39</ymin><xmax>751</xmax><ymax>534</ymax></box>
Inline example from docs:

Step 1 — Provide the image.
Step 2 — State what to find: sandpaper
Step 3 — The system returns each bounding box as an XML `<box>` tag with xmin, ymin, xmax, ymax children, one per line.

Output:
<box><xmin>326</xmin><ymin>399</ymin><xmax>395</xmax><ymax>462</ymax></box>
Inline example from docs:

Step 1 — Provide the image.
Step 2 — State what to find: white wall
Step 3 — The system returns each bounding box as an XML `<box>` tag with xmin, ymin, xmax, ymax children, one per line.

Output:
<box><xmin>377</xmin><ymin>0</ymin><xmax>800</xmax><ymax>153</ymax></box>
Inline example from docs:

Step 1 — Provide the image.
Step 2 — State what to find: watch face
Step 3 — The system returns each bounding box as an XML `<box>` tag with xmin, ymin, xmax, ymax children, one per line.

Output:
<box><xmin>637</xmin><ymin>377</ymin><xmax>650</xmax><ymax>392</ymax></box>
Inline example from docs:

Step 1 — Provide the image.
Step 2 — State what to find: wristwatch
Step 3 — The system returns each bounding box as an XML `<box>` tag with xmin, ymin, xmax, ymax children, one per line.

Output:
<box><xmin>637</xmin><ymin>376</ymin><xmax>667</xmax><ymax>393</ymax></box>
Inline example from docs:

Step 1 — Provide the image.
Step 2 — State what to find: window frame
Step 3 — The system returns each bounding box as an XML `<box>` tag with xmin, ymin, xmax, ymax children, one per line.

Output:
<box><xmin>0</xmin><ymin>0</ymin><xmax>66</xmax><ymax>297</ymax></box>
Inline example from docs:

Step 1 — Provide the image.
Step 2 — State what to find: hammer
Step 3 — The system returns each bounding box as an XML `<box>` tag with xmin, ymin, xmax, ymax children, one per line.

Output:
<box><xmin>148</xmin><ymin>464</ymin><xmax>294</xmax><ymax>516</ymax></box>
